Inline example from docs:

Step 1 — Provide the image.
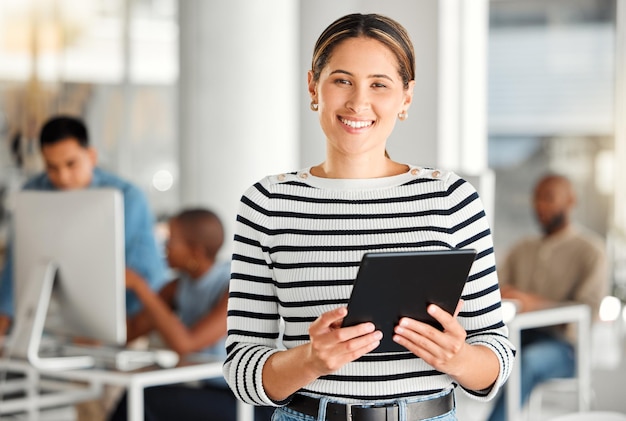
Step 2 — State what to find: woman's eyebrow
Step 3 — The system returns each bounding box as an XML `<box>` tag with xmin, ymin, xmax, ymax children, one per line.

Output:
<box><xmin>329</xmin><ymin>69</ymin><xmax>393</xmax><ymax>81</ymax></box>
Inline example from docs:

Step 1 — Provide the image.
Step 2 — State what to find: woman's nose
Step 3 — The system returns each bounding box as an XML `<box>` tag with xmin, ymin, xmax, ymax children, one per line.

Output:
<box><xmin>345</xmin><ymin>87</ymin><xmax>370</xmax><ymax>113</ymax></box>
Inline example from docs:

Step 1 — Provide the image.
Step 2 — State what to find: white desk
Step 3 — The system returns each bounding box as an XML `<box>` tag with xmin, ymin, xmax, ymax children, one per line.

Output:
<box><xmin>0</xmin><ymin>359</ymin><xmax>101</xmax><ymax>419</ymax></box>
<box><xmin>506</xmin><ymin>302</ymin><xmax>592</xmax><ymax>421</ymax></box>
<box><xmin>1</xmin><ymin>356</ymin><xmax>254</xmax><ymax>421</ymax></box>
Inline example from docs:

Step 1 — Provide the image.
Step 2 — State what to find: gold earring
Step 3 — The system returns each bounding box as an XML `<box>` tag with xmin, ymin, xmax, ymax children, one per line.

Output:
<box><xmin>398</xmin><ymin>111</ymin><xmax>408</xmax><ymax>121</ymax></box>
<box><xmin>310</xmin><ymin>101</ymin><xmax>319</xmax><ymax>111</ymax></box>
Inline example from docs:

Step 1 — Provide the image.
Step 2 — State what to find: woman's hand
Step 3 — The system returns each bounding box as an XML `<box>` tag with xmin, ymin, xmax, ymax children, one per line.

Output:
<box><xmin>392</xmin><ymin>300</ymin><xmax>469</xmax><ymax>378</ymax></box>
<box><xmin>263</xmin><ymin>306</ymin><xmax>383</xmax><ymax>401</ymax></box>
<box><xmin>306</xmin><ymin>306</ymin><xmax>383</xmax><ymax>376</ymax></box>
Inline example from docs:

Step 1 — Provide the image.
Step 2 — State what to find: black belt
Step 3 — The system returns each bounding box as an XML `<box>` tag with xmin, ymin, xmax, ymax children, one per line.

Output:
<box><xmin>287</xmin><ymin>392</ymin><xmax>454</xmax><ymax>421</ymax></box>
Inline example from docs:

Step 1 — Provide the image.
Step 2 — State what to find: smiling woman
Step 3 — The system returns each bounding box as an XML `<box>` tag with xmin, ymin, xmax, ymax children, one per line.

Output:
<box><xmin>308</xmin><ymin>37</ymin><xmax>412</xmax><ymax>173</ymax></box>
<box><xmin>307</xmin><ymin>14</ymin><xmax>416</xmax><ymax>179</ymax></box>
<box><xmin>223</xmin><ymin>13</ymin><xmax>515</xmax><ymax>421</ymax></box>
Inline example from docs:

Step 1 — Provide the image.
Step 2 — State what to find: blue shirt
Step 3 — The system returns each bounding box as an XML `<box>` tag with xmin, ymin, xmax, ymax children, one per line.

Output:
<box><xmin>0</xmin><ymin>167</ymin><xmax>167</xmax><ymax>319</ymax></box>
<box><xmin>174</xmin><ymin>260</ymin><xmax>231</xmax><ymax>386</ymax></box>
<box><xmin>175</xmin><ymin>260</ymin><xmax>230</xmax><ymax>359</ymax></box>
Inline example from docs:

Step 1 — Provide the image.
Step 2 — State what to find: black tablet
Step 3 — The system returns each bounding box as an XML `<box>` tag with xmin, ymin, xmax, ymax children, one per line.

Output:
<box><xmin>342</xmin><ymin>249</ymin><xmax>477</xmax><ymax>353</ymax></box>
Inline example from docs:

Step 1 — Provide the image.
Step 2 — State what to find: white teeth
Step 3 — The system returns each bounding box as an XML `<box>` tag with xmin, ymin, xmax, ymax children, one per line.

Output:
<box><xmin>340</xmin><ymin>118</ymin><xmax>373</xmax><ymax>129</ymax></box>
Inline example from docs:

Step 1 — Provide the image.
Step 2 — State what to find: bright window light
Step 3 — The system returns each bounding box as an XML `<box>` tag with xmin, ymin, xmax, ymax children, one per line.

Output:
<box><xmin>152</xmin><ymin>169</ymin><xmax>173</xmax><ymax>192</ymax></box>
<box><xmin>501</xmin><ymin>299</ymin><xmax>519</xmax><ymax>324</ymax></box>
<box><xmin>599</xmin><ymin>295</ymin><xmax>622</xmax><ymax>322</ymax></box>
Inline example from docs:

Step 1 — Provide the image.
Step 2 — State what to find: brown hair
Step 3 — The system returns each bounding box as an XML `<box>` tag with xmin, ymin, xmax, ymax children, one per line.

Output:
<box><xmin>311</xmin><ymin>13</ymin><xmax>415</xmax><ymax>90</ymax></box>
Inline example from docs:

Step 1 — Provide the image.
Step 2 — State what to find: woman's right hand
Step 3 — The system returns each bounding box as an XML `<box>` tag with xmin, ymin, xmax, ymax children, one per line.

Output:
<box><xmin>305</xmin><ymin>306</ymin><xmax>382</xmax><ymax>376</ymax></box>
<box><xmin>262</xmin><ymin>306</ymin><xmax>382</xmax><ymax>401</ymax></box>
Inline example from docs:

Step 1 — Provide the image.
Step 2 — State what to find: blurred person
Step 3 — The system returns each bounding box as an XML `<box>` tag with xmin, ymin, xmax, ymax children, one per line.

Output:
<box><xmin>109</xmin><ymin>208</ymin><xmax>273</xmax><ymax>421</ymax></box>
<box><xmin>0</xmin><ymin>115</ymin><xmax>166</xmax><ymax>338</ymax></box>
<box><xmin>486</xmin><ymin>173</ymin><xmax>608</xmax><ymax>421</ymax></box>
<box><xmin>224</xmin><ymin>13</ymin><xmax>515</xmax><ymax>421</ymax></box>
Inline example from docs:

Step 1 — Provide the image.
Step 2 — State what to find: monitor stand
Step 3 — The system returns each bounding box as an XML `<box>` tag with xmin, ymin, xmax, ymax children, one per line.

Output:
<box><xmin>9</xmin><ymin>260</ymin><xmax>95</xmax><ymax>370</ymax></box>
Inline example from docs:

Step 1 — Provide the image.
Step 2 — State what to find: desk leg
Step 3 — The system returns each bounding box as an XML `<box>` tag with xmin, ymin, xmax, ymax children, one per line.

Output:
<box><xmin>127</xmin><ymin>380</ymin><xmax>144</xmax><ymax>421</ymax></box>
<box><xmin>577</xmin><ymin>309</ymin><xmax>591</xmax><ymax>411</ymax></box>
<box><xmin>507</xmin><ymin>325</ymin><xmax>522</xmax><ymax>421</ymax></box>
<box><xmin>25</xmin><ymin>363</ymin><xmax>40</xmax><ymax>421</ymax></box>
<box><xmin>237</xmin><ymin>400</ymin><xmax>254</xmax><ymax>421</ymax></box>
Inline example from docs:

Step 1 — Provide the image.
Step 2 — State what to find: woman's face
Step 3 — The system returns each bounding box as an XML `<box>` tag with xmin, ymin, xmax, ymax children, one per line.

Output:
<box><xmin>309</xmin><ymin>37</ymin><xmax>414</xmax><ymax>158</ymax></box>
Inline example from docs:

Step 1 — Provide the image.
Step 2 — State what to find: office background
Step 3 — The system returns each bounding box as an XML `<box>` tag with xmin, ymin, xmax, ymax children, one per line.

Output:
<box><xmin>0</xmin><ymin>0</ymin><xmax>622</xmax><ymax>265</ymax></box>
<box><xmin>0</xmin><ymin>0</ymin><xmax>626</xmax><ymax>266</ymax></box>
<box><xmin>0</xmin><ymin>0</ymin><xmax>625</xmax><ymax>417</ymax></box>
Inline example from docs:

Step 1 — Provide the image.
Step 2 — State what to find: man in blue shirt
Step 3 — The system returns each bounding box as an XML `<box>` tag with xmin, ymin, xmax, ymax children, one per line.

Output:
<box><xmin>0</xmin><ymin>115</ymin><xmax>166</xmax><ymax>337</ymax></box>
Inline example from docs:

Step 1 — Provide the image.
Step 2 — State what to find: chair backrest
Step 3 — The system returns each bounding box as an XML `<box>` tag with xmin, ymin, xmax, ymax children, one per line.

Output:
<box><xmin>549</xmin><ymin>411</ymin><xmax>626</xmax><ymax>421</ymax></box>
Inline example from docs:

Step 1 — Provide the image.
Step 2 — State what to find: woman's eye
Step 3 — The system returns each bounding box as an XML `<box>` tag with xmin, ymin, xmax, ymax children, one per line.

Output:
<box><xmin>372</xmin><ymin>82</ymin><xmax>387</xmax><ymax>88</ymax></box>
<box><xmin>334</xmin><ymin>79</ymin><xmax>351</xmax><ymax>85</ymax></box>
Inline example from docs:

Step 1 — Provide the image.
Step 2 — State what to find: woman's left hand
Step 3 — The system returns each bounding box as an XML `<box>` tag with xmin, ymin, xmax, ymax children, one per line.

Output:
<box><xmin>392</xmin><ymin>300</ymin><xmax>468</xmax><ymax>378</ymax></box>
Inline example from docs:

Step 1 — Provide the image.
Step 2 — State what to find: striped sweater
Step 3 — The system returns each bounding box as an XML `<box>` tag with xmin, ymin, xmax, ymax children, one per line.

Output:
<box><xmin>223</xmin><ymin>165</ymin><xmax>515</xmax><ymax>406</ymax></box>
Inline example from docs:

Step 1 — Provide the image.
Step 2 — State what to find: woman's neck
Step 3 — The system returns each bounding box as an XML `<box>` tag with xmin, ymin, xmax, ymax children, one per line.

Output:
<box><xmin>311</xmin><ymin>155</ymin><xmax>408</xmax><ymax>179</ymax></box>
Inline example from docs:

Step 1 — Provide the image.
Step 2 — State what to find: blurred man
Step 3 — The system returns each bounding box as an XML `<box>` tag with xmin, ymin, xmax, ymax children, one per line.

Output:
<box><xmin>487</xmin><ymin>173</ymin><xmax>608</xmax><ymax>421</ymax></box>
<box><xmin>0</xmin><ymin>115</ymin><xmax>166</xmax><ymax>338</ymax></box>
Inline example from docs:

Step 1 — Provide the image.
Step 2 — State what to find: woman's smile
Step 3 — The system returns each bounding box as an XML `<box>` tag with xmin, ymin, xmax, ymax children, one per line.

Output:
<box><xmin>338</xmin><ymin>116</ymin><xmax>374</xmax><ymax>130</ymax></box>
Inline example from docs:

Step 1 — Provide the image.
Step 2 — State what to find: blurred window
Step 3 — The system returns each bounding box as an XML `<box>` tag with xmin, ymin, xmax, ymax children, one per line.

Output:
<box><xmin>488</xmin><ymin>0</ymin><xmax>615</xmax><ymax>254</ymax></box>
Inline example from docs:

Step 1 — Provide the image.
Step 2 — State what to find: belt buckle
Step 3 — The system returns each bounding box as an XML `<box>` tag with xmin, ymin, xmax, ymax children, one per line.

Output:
<box><xmin>345</xmin><ymin>403</ymin><xmax>353</xmax><ymax>421</ymax></box>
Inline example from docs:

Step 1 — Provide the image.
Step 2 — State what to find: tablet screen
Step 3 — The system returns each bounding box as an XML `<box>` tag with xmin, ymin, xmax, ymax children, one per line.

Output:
<box><xmin>342</xmin><ymin>249</ymin><xmax>477</xmax><ymax>353</ymax></box>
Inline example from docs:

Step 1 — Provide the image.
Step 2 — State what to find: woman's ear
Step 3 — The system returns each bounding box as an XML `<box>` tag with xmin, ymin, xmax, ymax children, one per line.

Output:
<box><xmin>307</xmin><ymin>70</ymin><xmax>318</xmax><ymax>102</ymax></box>
<box><xmin>402</xmin><ymin>80</ymin><xmax>416</xmax><ymax>110</ymax></box>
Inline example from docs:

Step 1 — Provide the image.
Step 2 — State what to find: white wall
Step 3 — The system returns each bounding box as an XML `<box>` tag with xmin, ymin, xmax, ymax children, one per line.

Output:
<box><xmin>178</xmin><ymin>1</ymin><xmax>489</xmax><ymax>255</ymax></box>
<box><xmin>178</xmin><ymin>0</ymin><xmax>300</xmax><ymax>255</ymax></box>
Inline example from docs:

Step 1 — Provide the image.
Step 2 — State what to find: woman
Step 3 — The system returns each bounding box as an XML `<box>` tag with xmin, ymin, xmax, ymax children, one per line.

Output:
<box><xmin>224</xmin><ymin>13</ymin><xmax>515</xmax><ymax>421</ymax></box>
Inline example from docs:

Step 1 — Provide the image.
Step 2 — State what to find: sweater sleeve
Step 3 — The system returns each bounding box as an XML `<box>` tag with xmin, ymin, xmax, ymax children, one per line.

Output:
<box><xmin>447</xmin><ymin>173</ymin><xmax>516</xmax><ymax>401</ymax></box>
<box><xmin>223</xmin><ymin>180</ymin><xmax>283</xmax><ymax>406</ymax></box>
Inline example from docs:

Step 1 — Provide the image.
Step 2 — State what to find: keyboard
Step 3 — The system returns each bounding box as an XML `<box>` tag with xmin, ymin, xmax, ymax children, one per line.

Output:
<box><xmin>59</xmin><ymin>344</ymin><xmax>179</xmax><ymax>371</ymax></box>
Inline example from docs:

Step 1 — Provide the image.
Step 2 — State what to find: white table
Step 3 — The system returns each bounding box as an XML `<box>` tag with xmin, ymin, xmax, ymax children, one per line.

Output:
<box><xmin>1</xmin><ymin>356</ymin><xmax>254</xmax><ymax>421</ymax></box>
<box><xmin>0</xmin><ymin>359</ymin><xmax>101</xmax><ymax>419</ymax></box>
<box><xmin>506</xmin><ymin>302</ymin><xmax>592</xmax><ymax>421</ymax></box>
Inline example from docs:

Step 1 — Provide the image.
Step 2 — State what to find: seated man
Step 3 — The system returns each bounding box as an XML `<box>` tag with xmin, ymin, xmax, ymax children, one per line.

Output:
<box><xmin>109</xmin><ymin>208</ymin><xmax>273</xmax><ymax>421</ymax></box>
<box><xmin>487</xmin><ymin>173</ymin><xmax>608</xmax><ymax>421</ymax></box>
<box><xmin>0</xmin><ymin>115</ymin><xmax>166</xmax><ymax>338</ymax></box>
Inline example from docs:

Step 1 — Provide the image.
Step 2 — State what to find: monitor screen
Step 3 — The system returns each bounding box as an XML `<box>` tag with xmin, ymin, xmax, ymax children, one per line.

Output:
<box><xmin>9</xmin><ymin>189</ymin><xmax>126</xmax><ymax>369</ymax></box>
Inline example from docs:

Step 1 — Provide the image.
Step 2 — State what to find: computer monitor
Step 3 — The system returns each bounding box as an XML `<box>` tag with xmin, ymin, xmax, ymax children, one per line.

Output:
<box><xmin>8</xmin><ymin>189</ymin><xmax>126</xmax><ymax>370</ymax></box>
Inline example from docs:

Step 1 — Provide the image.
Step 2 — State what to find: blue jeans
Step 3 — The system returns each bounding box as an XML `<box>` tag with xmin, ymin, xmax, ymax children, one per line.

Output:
<box><xmin>272</xmin><ymin>390</ymin><xmax>456</xmax><ymax>421</ymax></box>
<box><xmin>486</xmin><ymin>330</ymin><xmax>575</xmax><ymax>421</ymax></box>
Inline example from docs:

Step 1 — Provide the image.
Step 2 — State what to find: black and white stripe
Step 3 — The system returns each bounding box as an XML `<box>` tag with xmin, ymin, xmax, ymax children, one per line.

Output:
<box><xmin>224</xmin><ymin>167</ymin><xmax>514</xmax><ymax>405</ymax></box>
